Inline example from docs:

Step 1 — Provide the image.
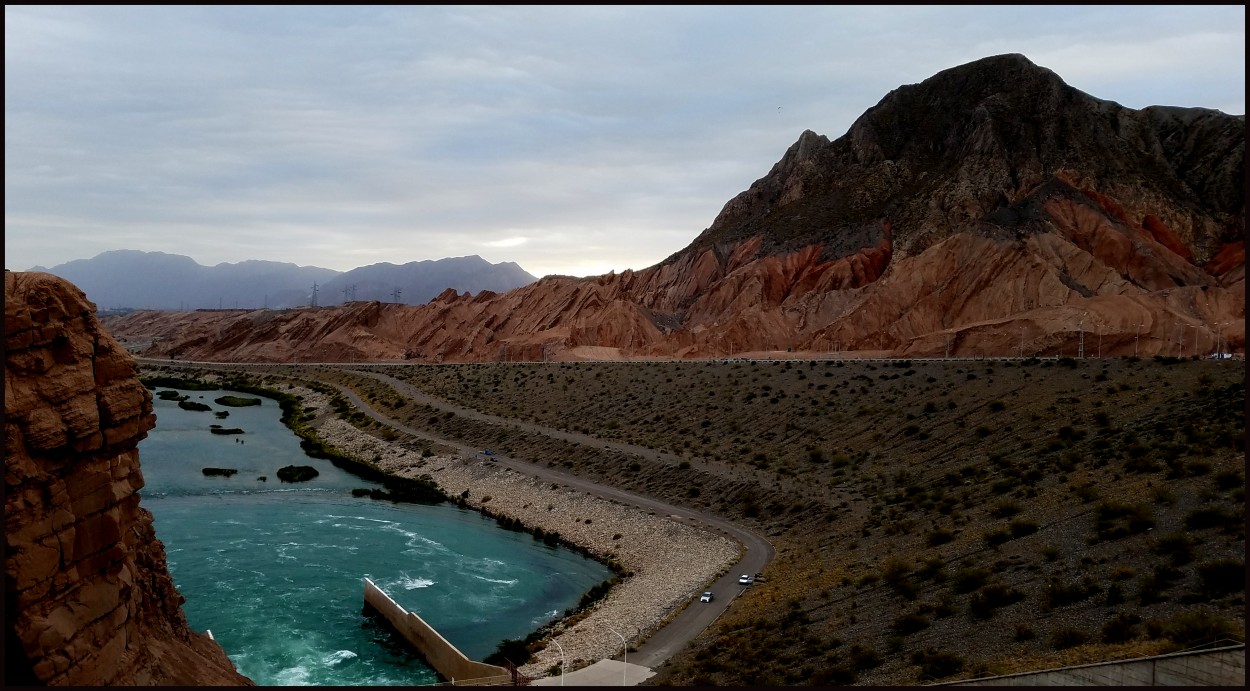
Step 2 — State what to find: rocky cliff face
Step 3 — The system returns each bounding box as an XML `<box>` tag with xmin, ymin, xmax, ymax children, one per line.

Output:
<box><xmin>101</xmin><ymin>54</ymin><xmax>1244</xmax><ymax>362</ymax></box>
<box><xmin>4</xmin><ymin>271</ymin><xmax>253</xmax><ymax>685</ymax></box>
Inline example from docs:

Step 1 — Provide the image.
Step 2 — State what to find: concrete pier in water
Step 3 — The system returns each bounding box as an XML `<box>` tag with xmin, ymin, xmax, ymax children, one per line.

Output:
<box><xmin>362</xmin><ymin>577</ymin><xmax>513</xmax><ymax>685</ymax></box>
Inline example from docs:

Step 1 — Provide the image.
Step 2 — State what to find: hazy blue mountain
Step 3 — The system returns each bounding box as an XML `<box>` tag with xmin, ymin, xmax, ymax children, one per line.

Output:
<box><xmin>32</xmin><ymin>250</ymin><xmax>536</xmax><ymax>311</ymax></box>
<box><xmin>320</xmin><ymin>256</ymin><xmax>537</xmax><ymax>306</ymax></box>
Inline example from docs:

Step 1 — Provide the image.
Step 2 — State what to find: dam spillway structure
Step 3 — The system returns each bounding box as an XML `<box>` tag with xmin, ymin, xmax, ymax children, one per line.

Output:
<box><xmin>362</xmin><ymin>577</ymin><xmax>516</xmax><ymax>685</ymax></box>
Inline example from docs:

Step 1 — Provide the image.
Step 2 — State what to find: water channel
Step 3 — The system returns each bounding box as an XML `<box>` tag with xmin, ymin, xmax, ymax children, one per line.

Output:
<box><xmin>138</xmin><ymin>387</ymin><xmax>610</xmax><ymax>685</ymax></box>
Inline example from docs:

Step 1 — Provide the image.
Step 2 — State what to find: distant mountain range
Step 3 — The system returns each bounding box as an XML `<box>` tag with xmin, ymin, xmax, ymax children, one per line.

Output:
<box><xmin>30</xmin><ymin>250</ymin><xmax>537</xmax><ymax>311</ymax></box>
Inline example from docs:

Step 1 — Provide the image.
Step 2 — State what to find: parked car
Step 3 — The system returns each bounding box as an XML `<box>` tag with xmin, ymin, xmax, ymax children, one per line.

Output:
<box><xmin>699</xmin><ymin>591</ymin><xmax>714</xmax><ymax>603</ymax></box>
<box><xmin>738</xmin><ymin>574</ymin><xmax>753</xmax><ymax>585</ymax></box>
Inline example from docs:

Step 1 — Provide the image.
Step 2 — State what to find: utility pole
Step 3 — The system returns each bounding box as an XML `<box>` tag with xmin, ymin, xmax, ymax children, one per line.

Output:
<box><xmin>1134</xmin><ymin>323</ymin><xmax>1142</xmax><ymax>357</ymax></box>
<box><xmin>1019</xmin><ymin>327</ymin><xmax>1025</xmax><ymax>359</ymax></box>
<box><xmin>1177</xmin><ymin>326</ymin><xmax>1184</xmax><ymax>358</ymax></box>
<box><xmin>1097</xmin><ymin>326</ymin><xmax>1103</xmax><ymax>359</ymax></box>
<box><xmin>1077</xmin><ymin>315</ymin><xmax>1086</xmax><ymax>359</ymax></box>
<box><xmin>1190</xmin><ymin>324</ymin><xmax>1200</xmax><ymax>358</ymax></box>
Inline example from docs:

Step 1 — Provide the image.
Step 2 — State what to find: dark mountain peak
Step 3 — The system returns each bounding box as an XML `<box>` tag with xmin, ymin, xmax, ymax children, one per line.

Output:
<box><xmin>680</xmin><ymin>53</ymin><xmax>1243</xmax><ymax>265</ymax></box>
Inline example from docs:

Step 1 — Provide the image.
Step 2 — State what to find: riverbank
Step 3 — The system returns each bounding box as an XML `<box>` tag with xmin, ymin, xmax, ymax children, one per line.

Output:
<box><xmin>294</xmin><ymin>386</ymin><xmax>740</xmax><ymax>679</ymax></box>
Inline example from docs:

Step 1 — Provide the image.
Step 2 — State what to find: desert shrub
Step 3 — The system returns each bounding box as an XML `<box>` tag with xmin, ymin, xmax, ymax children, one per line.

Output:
<box><xmin>1137</xmin><ymin>565</ymin><xmax>1182</xmax><ymax>605</ymax></box>
<box><xmin>848</xmin><ymin>643</ymin><xmax>883</xmax><ymax>670</ymax></box>
<box><xmin>952</xmin><ymin>567</ymin><xmax>989</xmax><ymax>594</ymax></box>
<box><xmin>1196</xmin><ymin>558</ymin><xmax>1245</xmax><ymax>598</ymax></box>
<box><xmin>1014</xmin><ymin>624</ymin><xmax>1036</xmax><ymax>641</ymax></box>
<box><xmin>1159</xmin><ymin>610</ymin><xmax>1243</xmax><ymax>648</ymax></box>
<box><xmin>1184</xmin><ymin>505</ymin><xmax>1241</xmax><ymax>532</ymax></box>
<box><xmin>1039</xmin><ymin>544</ymin><xmax>1061</xmax><ymax>562</ymax></box>
<box><xmin>881</xmin><ymin>557</ymin><xmax>913</xmax><ymax>591</ymax></box>
<box><xmin>1091</xmin><ymin>501</ymin><xmax>1155</xmax><ymax>542</ymax></box>
<box><xmin>911</xmin><ymin>648</ymin><xmax>965</xmax><ymax>680</ymax></box>
<box><xmin>925</xmin><ymin>528</ymin><xmax>955</xmax><ymax>546</ymax></box>
<box><xmin>1009</xmin><ymin>519</ymin><xmax>1039</xmax><ymax>538</ymax></box>
<box><xmin>1103</xmin><ymin>583</ymin><xmax>1126</xmax><ymax>606</ymax></box>
<box><xmin>1101</xmin><ymin>612</ymin><xmax>1142</xmax><ymax>643</ymax></box>
<box><xmin>916</xmin><ymin>555</ymin><xmax>947</xmax><ymax>582</ymax></box>
<box><xmin>1152</xmin><ymin>532</ymin><xmax>1196</xmax><ymax>566</ymax></box>
<box><xmin>983</xmin><ymin>527</ymin><xmax>1012</xmax><ymax>548</ymax></box>
<box><xmin>892</xmin><ymin>611</ymin><xmax>931</xmax><ymax>635</ymax></box>
<box><xmin>1043</xmin><ymin>577</ymin><xmax>1101</xmax><ymax>610</ymax></box>
<box><xmin>969</xmin><ymin>584</ymin><xmax>1025</xmax><ymax>619</ymax></box>
<box><xmin>989</xmin><ymin>499</ymin><xmax>1022</xmax><ymax>518</ymax></box>
<box><xmin>1213</xmin><ymin>470</ymin><xmax>1244</xmax><ymax>492</ymax></box>
<box><xmin>484</xmin><ymin>637</ymin><xmax>533</xmax><ymax>666</ymax></box>
<box><xmin>811</xmin><ymin>665</ymin><xmax>856</xmax><ymax>685</ymax></box>
<box><xmin>1050</xmin><ymin>627</ymin><xmax>1091</xmax><ymax>649</ymax></box>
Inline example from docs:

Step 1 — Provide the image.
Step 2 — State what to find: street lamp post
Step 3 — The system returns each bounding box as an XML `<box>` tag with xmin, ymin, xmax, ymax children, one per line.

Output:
<box><xmin>606</xmin><ymin>626</ymin><xmax>627</xmax><ymax>686</ymax></box>
<box><xmin>1077</xmin><ymin>315</ymin><xmax>1086</xmax><ymax>359</ymax></box>
<box><xmin>551</xmin><ymin>639</ymin><xmax>565</xmax><ymax>686</ymax></box>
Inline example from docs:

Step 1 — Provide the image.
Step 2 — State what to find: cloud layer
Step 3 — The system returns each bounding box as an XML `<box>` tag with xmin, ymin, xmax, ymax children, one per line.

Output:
<box><xmin>5</xmin><ymin>6</ymin><xmax>1244</xmax><ymax>277</ymax></box>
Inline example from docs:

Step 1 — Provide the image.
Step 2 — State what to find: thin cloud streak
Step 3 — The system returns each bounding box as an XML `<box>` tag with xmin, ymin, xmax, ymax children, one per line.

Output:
<box><xmin>5</xmin><ymin>5</ymin><xmax>1244</xmax><ymax>277</ymax></box>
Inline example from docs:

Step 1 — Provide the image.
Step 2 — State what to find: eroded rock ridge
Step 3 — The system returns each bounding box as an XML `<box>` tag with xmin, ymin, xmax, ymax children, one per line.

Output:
<box><xmin>103</xmin><ymin>54</ymin><xmax>1244</xmax><ymax>362</ymax></box>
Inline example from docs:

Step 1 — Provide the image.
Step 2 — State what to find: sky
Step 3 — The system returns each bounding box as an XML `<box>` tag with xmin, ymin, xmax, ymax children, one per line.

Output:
<box><xmin>5</xmin><ymin>6</ymin><xmax>1245</xmax><ymax>279</ymax></box>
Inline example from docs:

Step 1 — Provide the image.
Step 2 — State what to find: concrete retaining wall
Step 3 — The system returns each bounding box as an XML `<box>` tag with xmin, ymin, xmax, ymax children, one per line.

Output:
<box><xmin>946</xmin><ymin>644</ymin><xmax>1244</xmax><ymax>686</ymax></box>
<box><xmin>363</xmin><ymin>578</ymin><xmax>512</xmax><ymax>685</ymax></box>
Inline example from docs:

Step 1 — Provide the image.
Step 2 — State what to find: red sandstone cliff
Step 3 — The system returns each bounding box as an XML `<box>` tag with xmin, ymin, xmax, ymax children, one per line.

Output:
<box><xmin>5</xmin><ymin>271</ymin><xmax>253</xmax><ymax>685</ymax></box>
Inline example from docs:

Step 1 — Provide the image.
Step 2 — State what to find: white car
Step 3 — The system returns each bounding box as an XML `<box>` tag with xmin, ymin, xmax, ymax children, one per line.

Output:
<box><xmin>699</xmin><ymin>591</ymin><xmax>713</xmax><ymax>603</ymax></box>
<box><xmin>738</xmin><ymin>574</ymin><xmax>753</xmax><ymax>585</ymax></box>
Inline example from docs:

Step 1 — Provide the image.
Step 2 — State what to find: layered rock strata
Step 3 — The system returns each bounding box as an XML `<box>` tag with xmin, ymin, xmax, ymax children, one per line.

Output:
<box><xmin>101</xmin><ymin>55</ymin><xmax>1243</xmax><ymax>364</ymax></box>
<box><xmin>4</xmin><ymin>271</ymin><xmax>252</xmax><ymax>685</ymax></box>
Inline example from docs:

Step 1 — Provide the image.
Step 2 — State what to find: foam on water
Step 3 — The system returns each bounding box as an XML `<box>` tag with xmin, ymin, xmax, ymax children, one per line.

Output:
<box><xmin>471</xmin><ymin>575</ymin><xmax>518</xmax><ymax>586</ymax></box>
<box><xmin>324</xmin><ymin>650</ymin><xmax>358</xmax><ymax>666</ymax></box>
<box><xmin>399</xmin><ymin>574</ymin><xmax>435</xmax><ymax>590</ymax></box>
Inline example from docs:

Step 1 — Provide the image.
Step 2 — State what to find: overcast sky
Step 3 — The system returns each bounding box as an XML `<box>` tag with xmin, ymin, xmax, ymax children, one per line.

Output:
<box><xmin>5</xmin><ymin>5</ymin><xmax>1245</xmax><ymax>278</ymax></box>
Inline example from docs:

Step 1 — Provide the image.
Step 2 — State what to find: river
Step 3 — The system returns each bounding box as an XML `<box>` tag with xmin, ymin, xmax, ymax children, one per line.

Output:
<box><xmin>137</xmin><ymin>387</ymin><xmax>610</xmax><ymax>685</ymax></box>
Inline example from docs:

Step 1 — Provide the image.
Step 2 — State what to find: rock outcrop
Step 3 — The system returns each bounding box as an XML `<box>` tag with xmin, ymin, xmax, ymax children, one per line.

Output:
<box><xmin>4</xmin><ymin>271</ymin><xmax>252</xmax><ymax>685</ymax></box>
<box><xmin>101</xmin><ymin>54</ymin><xmax>1243</xmax><ymax>362</ymax></box>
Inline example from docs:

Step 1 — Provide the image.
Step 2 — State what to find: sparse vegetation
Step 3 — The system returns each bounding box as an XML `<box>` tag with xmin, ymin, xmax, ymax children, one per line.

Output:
<box><xmin>140</xmin><ymin>356</ymin><xmax>1246</xmax><ymax>686</ymax></box>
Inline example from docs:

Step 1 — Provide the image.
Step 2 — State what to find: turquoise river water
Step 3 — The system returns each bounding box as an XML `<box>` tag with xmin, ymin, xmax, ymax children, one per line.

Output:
<box><xmin>137</xmin><ymin>388</ymin><xmax>610</xmax><ymax>685</ymax></box>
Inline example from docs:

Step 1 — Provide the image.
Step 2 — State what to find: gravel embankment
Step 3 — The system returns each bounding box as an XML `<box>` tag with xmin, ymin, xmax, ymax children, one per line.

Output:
<box><xmin>298</xmin><ymin>388</ymin><xmax>740</xmax><ymax>679</ymax></box>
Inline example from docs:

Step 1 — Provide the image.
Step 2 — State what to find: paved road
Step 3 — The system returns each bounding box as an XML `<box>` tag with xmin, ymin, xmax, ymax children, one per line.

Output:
<box><xmin>143</xmin><ymin>359</ymin><xmax>774</xmax><ymax>675</ymax></box>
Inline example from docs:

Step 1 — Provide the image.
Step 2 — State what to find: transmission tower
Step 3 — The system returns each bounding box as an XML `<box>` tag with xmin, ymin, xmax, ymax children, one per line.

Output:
<box><xmin>311</xmin><ymin>282</ymin><xmax>319</xmax><ymax>308</ymax></box>
<box><xmin>391</xmin><ymin>287</ymin><xmax>402</xmax><ymax>304</ymax></box>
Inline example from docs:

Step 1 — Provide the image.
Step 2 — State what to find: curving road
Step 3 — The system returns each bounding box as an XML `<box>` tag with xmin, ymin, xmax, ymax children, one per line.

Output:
<box><xmin>142</xmin><ymin>359</ymin><xmax>774</xmax><ymax>672</ymax></box>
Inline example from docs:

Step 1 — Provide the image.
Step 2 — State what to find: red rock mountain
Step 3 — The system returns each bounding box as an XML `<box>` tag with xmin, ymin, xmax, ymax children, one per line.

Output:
<box><xmin>103</xmin><ymin>54</ymin><xmax>1244</xmax><ymax>362</ymax></box>
<box><xmin>4</xmin><ymin>271</ymin><xmax>253</xmax><ymax>685</ymax></box>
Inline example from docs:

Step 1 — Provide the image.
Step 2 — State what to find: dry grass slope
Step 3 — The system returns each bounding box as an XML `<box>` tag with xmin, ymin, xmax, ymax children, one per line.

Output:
<box><xmin>143</xmin><ymin>356</ymin><xmax>1245</xmax><ymax>685</ymax></box>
